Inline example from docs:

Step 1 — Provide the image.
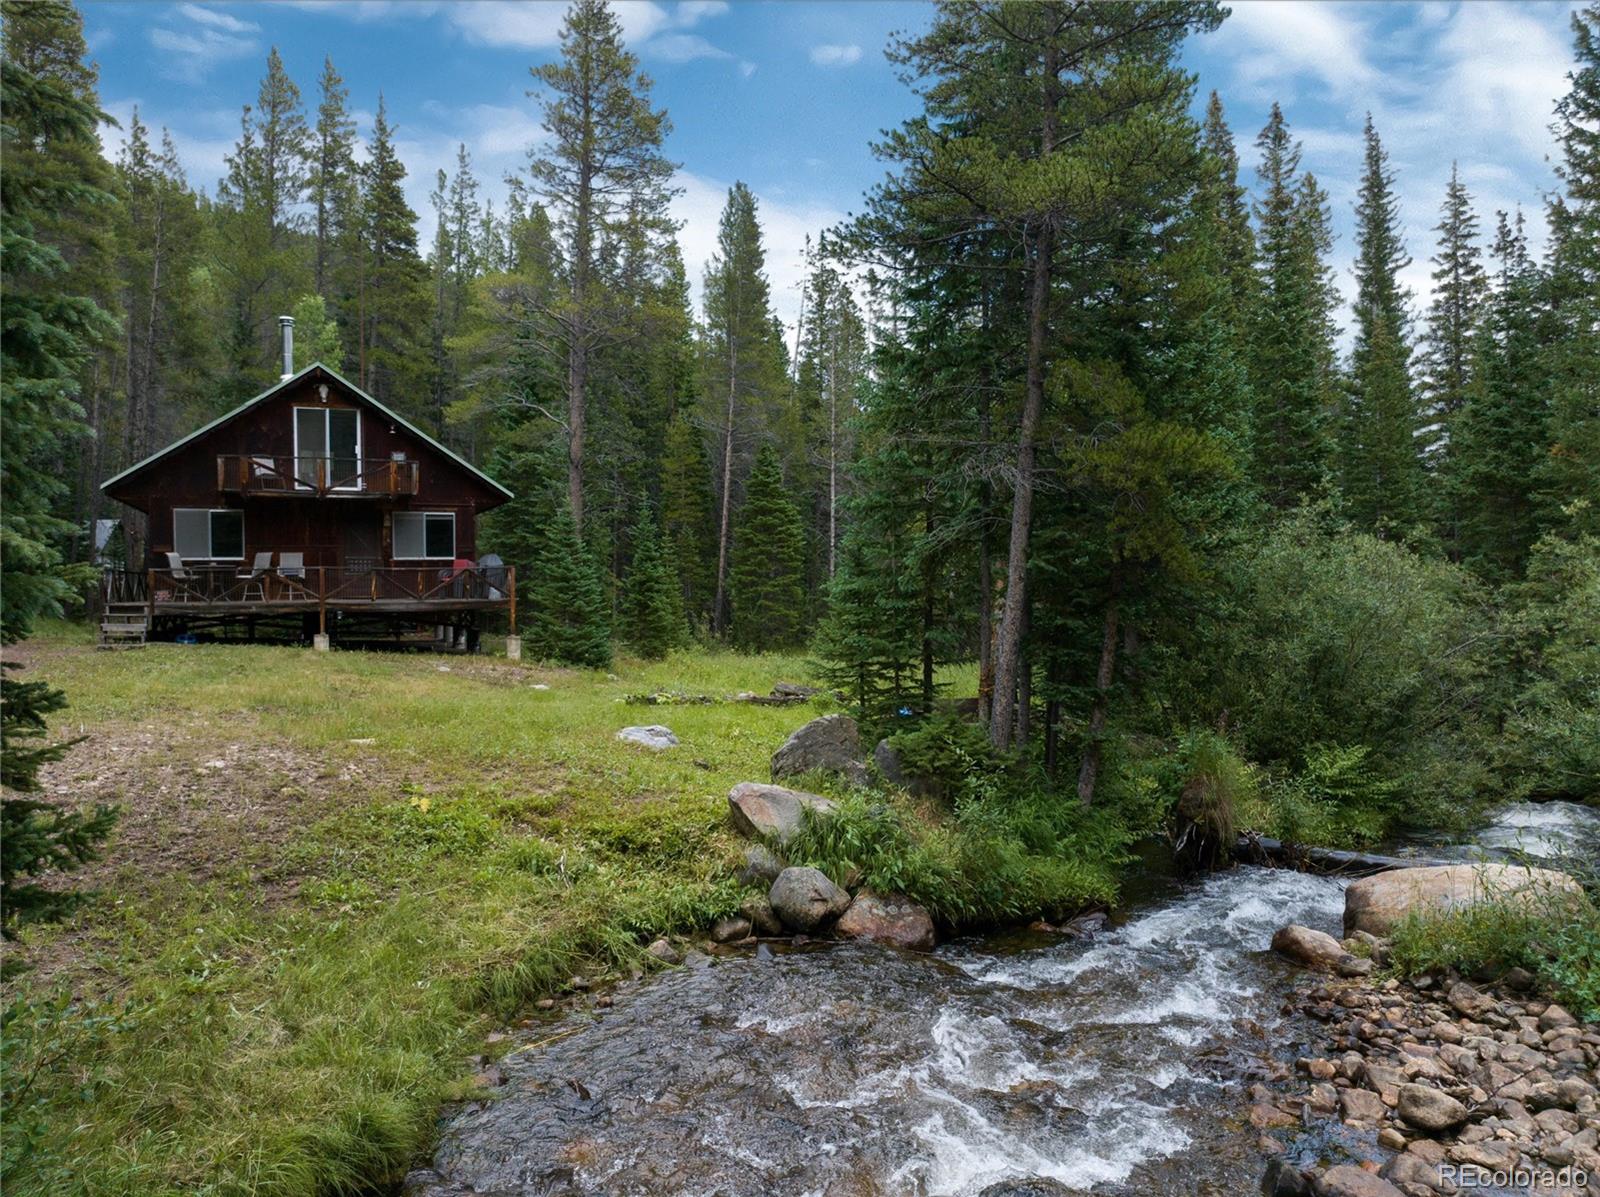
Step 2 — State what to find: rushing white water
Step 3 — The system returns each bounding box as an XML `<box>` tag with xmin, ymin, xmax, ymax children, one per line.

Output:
<box><xmin>1407</xmin><ymin>799</ymin><xmax>1600</xmax><ymax>868</ymax></box>
<box><xmin>427</xmin><ymin>865</ymin><xmax>1348</xmax><ymax>1197</ymax></box>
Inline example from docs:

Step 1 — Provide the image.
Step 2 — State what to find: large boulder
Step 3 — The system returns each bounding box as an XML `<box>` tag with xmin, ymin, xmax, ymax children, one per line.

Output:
<box><xmin>615</xmin><ymin>725</ymin><xmax>678</xmax><ymax>750</ymax></box>
<box><xmin>768</xmin><ymin>866</ymin><xmax>850</xmax><ymax>932</ymax></box>
<box><xmin>771</xmin><ymin>714</ymin><xmax>869</xmax><ymax>787</ymax></box>
<box><xmin>835</xmin><ymin>890</ymin><xmax>936</xmax><ymax>951</ymax></box>
<box><xmin>1343</xmin><ymin>863</ymin><xmax>1585</xmax><ymax>937</ymax></box>
<box><xmin>727</xmin><ymin>782</ymin><xmax>837</xmax><ymax>846</ymax></box>
<box><xmin>1271</xmin><ymin>924</ymin><xmax>1374</xmax><ymax>977</ymax></box>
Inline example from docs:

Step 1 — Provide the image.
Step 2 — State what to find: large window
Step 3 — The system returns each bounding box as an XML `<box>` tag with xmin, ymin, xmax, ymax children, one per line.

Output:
<box><xmin>173</xmin><ymin>509</ymin><xmax>244</xmax><ymax>560</ymax></box>
<box><xmin>393</xmin><ymin>512</ymin><xmax>455</xmax><ymax>560</ymax></box>
<box><xmin>294</xmin><ymin>406</ymin><xmax>360</xmax><ymax>489</ymax></box>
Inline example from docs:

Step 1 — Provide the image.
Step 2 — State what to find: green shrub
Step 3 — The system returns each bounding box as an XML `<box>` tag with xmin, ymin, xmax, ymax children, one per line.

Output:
<box><xmin>886</xmin><ymin>710</ymin><xmax>1005</xmax><ymax>793</ymax></box>
<box><xmin>1387</xmin><ymin>890</ymin><xmax>1600</xmax><ymax>1022</ymax></box>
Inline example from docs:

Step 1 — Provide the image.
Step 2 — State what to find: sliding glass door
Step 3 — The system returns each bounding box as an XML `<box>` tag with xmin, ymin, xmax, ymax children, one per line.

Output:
<box><xmin>294</xmin><ymin>407</ymin><xmax>360</xmax><ymax>489</ymax></box>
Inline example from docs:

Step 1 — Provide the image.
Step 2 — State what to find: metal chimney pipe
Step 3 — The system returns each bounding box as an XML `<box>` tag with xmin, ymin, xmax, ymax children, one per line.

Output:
<box><xmin>279</xmin><ymin>315</ymin><xmax>295</xmax><ymax>380</ymax></box>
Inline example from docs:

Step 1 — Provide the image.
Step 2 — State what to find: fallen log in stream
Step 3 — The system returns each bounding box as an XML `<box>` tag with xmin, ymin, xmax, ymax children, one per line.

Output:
<box><xmin>1234</xmin><ymin>833</ymin><xmax>1457</xmax><ymax>877</ymax></box>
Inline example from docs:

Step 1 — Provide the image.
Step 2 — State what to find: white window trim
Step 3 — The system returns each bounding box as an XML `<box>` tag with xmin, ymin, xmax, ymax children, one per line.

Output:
<box><xmin>173</xmin><ymin>508</ymin><xmax>245</xmax><ymax>561</ymax></box>
<box><xmin>292</xmin><ymin>406</ymin><xmax>363</xmax><ymax>491</ymax></box>
<box><xmin>392</xmin><ymin>511</ymin><xmax>456</xmax><ymax>561</ymax></box>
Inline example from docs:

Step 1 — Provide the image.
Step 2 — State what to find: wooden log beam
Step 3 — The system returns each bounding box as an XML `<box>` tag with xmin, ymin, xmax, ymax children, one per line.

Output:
<box><xmin>1234</xmin><ymin>833</ymin><xmax>1457</xmax><ymax>877</ymax></box>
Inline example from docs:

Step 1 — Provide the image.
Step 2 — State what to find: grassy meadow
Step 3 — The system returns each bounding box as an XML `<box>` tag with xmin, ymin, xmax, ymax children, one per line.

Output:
<box><xmin>2</xmin><ymin>630</ymin><xmax>832</xmax><ymax>1196</ymax></box>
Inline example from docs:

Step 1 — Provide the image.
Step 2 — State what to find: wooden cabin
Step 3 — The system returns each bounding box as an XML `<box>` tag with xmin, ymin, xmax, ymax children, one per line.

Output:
<box><xmin>98</xmin><ymin>343</ymin><xmax>515</xmax><ymax>650</ymax></box>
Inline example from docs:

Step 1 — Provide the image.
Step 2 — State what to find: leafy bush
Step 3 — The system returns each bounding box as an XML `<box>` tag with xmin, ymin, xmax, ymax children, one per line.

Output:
<box><xmin>886</xmin><ymin>709</ymin><xmax>1005</xmax><ymax>794</ymax></box>
<box><xmin>1183</xmin><ymin>510</ymin><xmax>1495</xmax><ymax>837</ymax></box>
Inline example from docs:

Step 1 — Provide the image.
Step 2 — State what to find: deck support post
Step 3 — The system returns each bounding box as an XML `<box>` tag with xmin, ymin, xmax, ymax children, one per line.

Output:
<box><xmin>507</xmin><ymin>565</ymin><xmax>517</xmax><ymax>634</ymax></box>
<box><xmin>146</xmin><ymin>568</ymin><xmax>156</xmax><ymax>628</ymax></box>
<box><xmin>317</xmin><ymin>567</ymin><xmax>328</xmax><ymax>649</ymax></box>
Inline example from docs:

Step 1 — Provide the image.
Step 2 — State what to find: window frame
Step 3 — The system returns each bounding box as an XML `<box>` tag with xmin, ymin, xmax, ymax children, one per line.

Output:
<box><xmin>292</xmin><ymin>405</ymin><xmax>363</xmax><ymax>491</ymax></box>
<box><xmin>392</xmin><ymin>511</ymin><xmax>456</xmax><ymax>561</ymax></box>
<box><xmin>172</xmin><ymin>508</ymin><xmax>245</xmax><ymax>561</ymax></box>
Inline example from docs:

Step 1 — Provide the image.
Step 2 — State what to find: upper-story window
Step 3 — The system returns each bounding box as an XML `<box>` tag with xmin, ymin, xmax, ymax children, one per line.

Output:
<box><xmin>294</xmin><ymin>407</ymin><xmax>360</xmax><ymax>490</ymax></box>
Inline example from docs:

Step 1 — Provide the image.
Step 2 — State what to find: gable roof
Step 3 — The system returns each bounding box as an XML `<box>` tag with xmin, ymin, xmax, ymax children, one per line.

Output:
<box><xmin>99</xmin><ymin>363</ymin><xmax>513</xmax><ymax>500</ymax></box>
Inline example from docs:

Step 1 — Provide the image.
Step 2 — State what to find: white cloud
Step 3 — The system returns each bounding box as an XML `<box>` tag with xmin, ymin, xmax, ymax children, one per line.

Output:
<box><xmin>1431</xmin><ymin>3</ymin><xmax>1570</xmax><ymax>159</ymax></box>
<box><xmin>809</xmin><ymin>43</ymin><xmax>863</xmax><ymax>67</ymax></box>
<box><xmin>647</xmin><ymin>33</ymin><xmax>730</xmax><ymax>63</ymax></box>
<box><xmin>175</xmin><ymin>4</ymin><xmax>259</xmax><ymax>35</ymax></box>
<box><xmin>671</xmin><ymin>170</ymin><xmax>843</xmax><ymax>336</ymax></box>
<box><xmin>1214</xmin><ymin>2</ymin><xmax>1377</xmax><ymax>98</ymax></box>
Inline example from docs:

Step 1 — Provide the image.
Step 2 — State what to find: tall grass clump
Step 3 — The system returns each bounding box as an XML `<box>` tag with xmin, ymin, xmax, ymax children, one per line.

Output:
<box><xmin>1387</xmin><ymin>862</ymin><xmax>1600</xmax><ymax>1021</ymax></box>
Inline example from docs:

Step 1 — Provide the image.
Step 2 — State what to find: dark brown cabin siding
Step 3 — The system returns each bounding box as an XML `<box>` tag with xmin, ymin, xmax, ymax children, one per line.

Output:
<box><xmin>103</xmin><ymin>369</ymin><xmax>507</xmax><ymax>571</ymax></box>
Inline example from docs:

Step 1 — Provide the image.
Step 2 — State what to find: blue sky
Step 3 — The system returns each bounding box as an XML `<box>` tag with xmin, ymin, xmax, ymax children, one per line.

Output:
<box><xmin>85</xmin><ymin>0</ymin><xmax>1583</xmax><ymax>341</ymax></box>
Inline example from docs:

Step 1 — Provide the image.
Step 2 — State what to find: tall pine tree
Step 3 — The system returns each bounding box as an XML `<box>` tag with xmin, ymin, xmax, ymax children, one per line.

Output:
<box><xmin>1341</xmin><ymin>115</ymin><xmax>1423</xmax><ymax>537</ymax></box>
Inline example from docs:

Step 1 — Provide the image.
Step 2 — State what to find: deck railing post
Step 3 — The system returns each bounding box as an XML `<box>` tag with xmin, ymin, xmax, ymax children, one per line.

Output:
<box><xmin>315</xmin><ymin>567</ymin><xmax>329</xmax><ymax>651</ymax></box>
<box><xmin>508</xmin><ymin>565</ymin><xmax>517</xmax><ymax>633</ymax></box>
<box><xmin>146</xmin><ymin>568</ymin><xmax>156</xmax><ymax>626</ymax></box>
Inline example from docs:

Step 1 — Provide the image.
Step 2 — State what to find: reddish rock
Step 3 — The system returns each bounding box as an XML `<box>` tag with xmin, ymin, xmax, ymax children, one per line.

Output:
<box><xmin>834</xmin><ymin>890</ymin><xmax>936</xmax><ymax>952</ymax></box>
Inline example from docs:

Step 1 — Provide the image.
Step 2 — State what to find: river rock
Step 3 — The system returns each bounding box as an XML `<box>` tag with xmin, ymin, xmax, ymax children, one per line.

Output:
<box><xmin>645</xmin><ymin>938</ymin><xmax>680</xmax><ymax>965</ymax></box>
<box><xmin>1312</xmin><ymin>1164</ymin><xmax>1404</xmax><ymax>1197</ymax></box>
<box><xmin>977</xmin><ymin>1181</ymin><xmax>1086</xmax><ymax>1197</ymax></box>
<box><xmin>771</xmin><ymin>714</ymin><xmax>869</xmax><ymax>786</ymax></box>
<box><xmin>1260</xmin><ymin>1159</ymin><xmax>1313</xmax><ymax>1197</ymax></box>
<box><xmin>710</xmin><ymin>916</ymin><xmax>752</xmax><ymax>944</ymax></box>
<box><xmin>768</xmin><ymin>867</ymin><xmax>850</xmax><ymax>932</ymax></box>
<box><xmin>1343</xmin><ymin>863</ymin><xmax>1585</xmax><ymax>937</ymax></box>
<box><xmin>739</xmin><ymin>894</ymin><xmax>783</xmax><ymax>937</ymax></box>
<box><xmin>736</xmin><ymin>843</ymin><xmax>785</xmax><ymax>887</ymax></box>
<box><xmin>1272</xmin><ymin>925</ymin><xmax>1374</xmax><ymax>977</ymax></box>
<box><xmin>728</xmin><ymin>782</ymin><xmax>838</xmax><ymax>845</ymax></box>
<box><xmin>834</xmin><ymin>890</ymin><xmax>936</xmax><ymax>951</ymax></box>
<box><xmin>615</xmin><ymin>724</ymin><xmax>679</xmax><ymax>750</ymax></box>
<box><xmin>1397</xmin><ymin>1082</ymin><xmax>1469</xmax><ymax>1131</ymax></box>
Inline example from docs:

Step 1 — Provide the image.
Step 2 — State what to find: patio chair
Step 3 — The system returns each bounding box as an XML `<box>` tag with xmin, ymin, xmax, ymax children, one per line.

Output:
<box><xmin>276</xmin><ymin>552</ymin><xmax>310</xmax><ymax>599</ymax></box>
<box><xmin>236</xmin><ymin>551</ymin><xmax>272</xmax><ymax>601</ymax></box>
<box><xmin>165</xmin><ymin>552</ymin><xmax>197</xmax><ymax>602</ymax></box>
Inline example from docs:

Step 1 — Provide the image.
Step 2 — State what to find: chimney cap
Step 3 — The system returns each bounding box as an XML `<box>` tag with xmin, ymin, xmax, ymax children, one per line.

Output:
<box><xmin>278</xmin><ymin>314</ymin><xmax>295</xmax><ymax>327</ymax></box>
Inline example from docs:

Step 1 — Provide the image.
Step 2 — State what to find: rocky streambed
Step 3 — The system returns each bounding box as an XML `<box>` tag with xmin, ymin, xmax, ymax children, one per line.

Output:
<box><xmin>408</xmin><ymin>791</ymin><xmax>1598</xmax><ymax>1197</ymax></box>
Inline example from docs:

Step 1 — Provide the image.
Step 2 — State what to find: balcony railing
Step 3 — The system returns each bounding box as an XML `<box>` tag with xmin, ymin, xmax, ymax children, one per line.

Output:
<box><xmin>216</xmin><ymin>454</ymin><xmax>420</xmax><ymax>497</ymax></box>
<box><xmin>105</xmin><ymin>565</ymin><xmax>513</xmax><ymax>612</ymax></box>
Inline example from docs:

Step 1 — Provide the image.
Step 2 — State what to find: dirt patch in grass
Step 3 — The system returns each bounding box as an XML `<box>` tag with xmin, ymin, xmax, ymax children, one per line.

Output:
<box><xmin>5</xmin><ymin>713</ymin><xmax>403</xmax><ymax>994</ymax></box>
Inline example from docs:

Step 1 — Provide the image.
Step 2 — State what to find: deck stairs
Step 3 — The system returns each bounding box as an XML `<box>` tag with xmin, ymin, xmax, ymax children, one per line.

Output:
<box><xmin>98</xmin><ymin>602</ymin><xmax>150</xmax><ymax>649</ymax></box>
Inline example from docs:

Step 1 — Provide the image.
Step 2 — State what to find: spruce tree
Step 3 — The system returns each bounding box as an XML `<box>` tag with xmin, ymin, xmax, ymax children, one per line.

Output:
<box><xmin>1341</xmin><ymin>115</ymin><xmax>1423</xmax><ymax>537</ymax></box>
<box><xmin>728</xmin><ymin>443</ymin><xmax>807</xmax><ymax>652</ymax></box>
<box><xmin>659</xmin><ymin>411</ymin><xmax>718</xmax><ymax>632</ymax></box>
<box><xmin>289</xmin><ymin>293</ymin><xmax>343</xmax><ymax>370</ymax></box>
<box><xmin>309</xmin><ymin>55</ymin><xmax>356</xmax><ymax>296</ymax></box>
<box><xmin>1543</xmin><ymin>5</ymin><xmax>1600</xmax><ymax>534</ymax></box>
<box><xmin>1250</xmin><ymin>104</ymin><xmax>1339</xmax><ymax>507</ymax></box>
<box><xmin>621</xmin><ymin>507</ymin><xmax>685</xmax><ymax>659</ymax></box>
<box><xmin>0</xmin><ymin>0</ymin><xmax>118</xmax><ymax>931</ymax></box>
<box><xmin>1450</xmin><ymin>212</ymin><xmax>1549</xmax><ymax>581</ymax></box>
<box><xmin>356</xmin><ymin>95</ymin><xmax>429</xmax><ymax>413</ymax></box>
<box><xmin>528</xmin><ymin>504</ymin><xmax>612</xmax><ymax>668</ymax></box>
<box><xmin>702</xmin><ymin>181</ymin><xmax>786</xmax><ymax>636</ymax></box>
<box><xmin>1199</xmin><ymin>91</ymin><xmax>1258</xmax><ymax>338</ymax></box>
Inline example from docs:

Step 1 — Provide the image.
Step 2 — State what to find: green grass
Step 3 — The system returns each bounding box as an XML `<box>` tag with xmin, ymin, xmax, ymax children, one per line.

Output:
<box><xmin>1</xmin><ymin>634</ymin><xmax>825</xmax><ymax>1196</ymax></box>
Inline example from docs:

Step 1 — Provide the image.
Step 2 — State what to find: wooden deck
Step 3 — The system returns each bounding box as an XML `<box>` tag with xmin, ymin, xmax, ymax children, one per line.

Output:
<box><xmin>100</xmin><ymin>565</ymin><xmax>515</xmax><ymax>647</ymax></box>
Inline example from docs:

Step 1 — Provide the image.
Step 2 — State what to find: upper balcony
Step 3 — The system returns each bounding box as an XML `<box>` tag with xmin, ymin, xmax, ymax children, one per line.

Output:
<box><xmin>217</xmin><ymin>454</ymin><xmax>420</xmax><ymax>498</ymax></box>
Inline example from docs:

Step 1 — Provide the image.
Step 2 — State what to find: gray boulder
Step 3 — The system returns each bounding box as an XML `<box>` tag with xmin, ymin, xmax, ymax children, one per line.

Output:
<box><xmin>771</xmin><ymin>714</ymin><xmax>868</xmax><ymax>786</ymax></box>
<box><xmin>740</xmin><ymin>894</ymin><xmax>784</xmax><ymax>937</ymax></box>
<box><xmin>727</xmin><ymin>782</ymin><xmax>837</xmax><ymax>846</ymax></box>
<box><xmin>768</xmin><ymin>866</ymin><xmax>850</xmax><ymax>932</ymax></box>
<box><xmin>1312</xmin><ymin>1166</ymin><xmax>1404</xmax><ymax>1197</ymax></box>
<box><xmin>615</xmin><ymin>725</ymin><xmax>679</xmax><ymax>750</ymax></box>
<box><xmin>1397</xmin><ymin>1083</ymin><xmax>1469</xmax><ymax>1132</ymax></box>
<box><xmin>736</xmin><ymin>842</ymin><xmax>785</xmax><ymax>887</ymax></box>
<box><xmin>835</xmin><ymin>890</ymin><xmax>936</xmax><ymax>951</ymax></box>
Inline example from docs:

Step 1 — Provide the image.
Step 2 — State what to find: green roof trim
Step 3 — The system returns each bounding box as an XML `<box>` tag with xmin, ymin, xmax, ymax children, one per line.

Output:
<box><xmin>98</xmin><ymin>362</ymin><xmax>513</xmax><ymax>501</ymax></box>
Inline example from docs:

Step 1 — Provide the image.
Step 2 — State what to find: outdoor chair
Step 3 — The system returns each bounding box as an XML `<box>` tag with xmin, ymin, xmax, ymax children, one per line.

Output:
<box><xmin>165</xmin><ymin>552</ymin><xmax>198</xmax><ymax>602</ymax></box>
<box><xmin>276</xmin><ymin>552</ymin><xmax>309</xmax><ymax>599</ymax></box>
<box><xmin>236</xmin><ymin>551</ymin><xmax>272</xmax><ymax>601</ymax></box>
